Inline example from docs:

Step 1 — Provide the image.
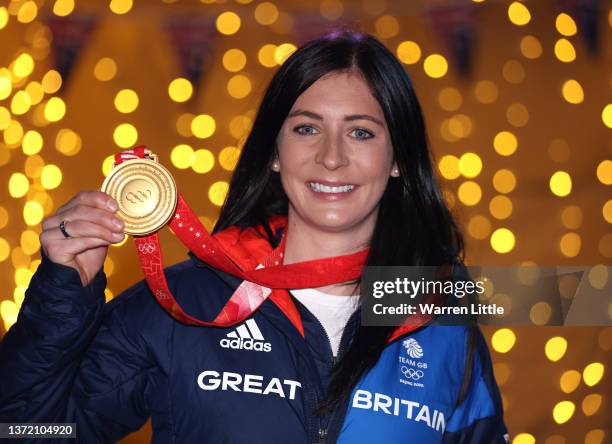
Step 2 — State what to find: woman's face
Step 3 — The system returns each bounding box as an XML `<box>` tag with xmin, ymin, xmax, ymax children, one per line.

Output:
<box><xmin>275</xmin><ymin>70</ymin><xmax>398</xmax><ymax>236</ymax></box>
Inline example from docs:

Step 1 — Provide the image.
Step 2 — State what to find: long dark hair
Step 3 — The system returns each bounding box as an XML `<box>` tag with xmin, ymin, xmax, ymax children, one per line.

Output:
<box><xmin>214</xmin><ymin>29</ymin><xmax>464</xmax><ymax>413</ymax></box>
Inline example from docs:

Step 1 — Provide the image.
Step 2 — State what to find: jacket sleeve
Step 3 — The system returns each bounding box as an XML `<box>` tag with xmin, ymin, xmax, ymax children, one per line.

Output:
<box><xmin>442</xmin><ymin>327</ymin><xmax>509</xmax><ymax>444</ymax></box>
<box><xmin>0</xmin><ymin>250</ymin><xmax>164</xmax><ymax>443</ymax></box>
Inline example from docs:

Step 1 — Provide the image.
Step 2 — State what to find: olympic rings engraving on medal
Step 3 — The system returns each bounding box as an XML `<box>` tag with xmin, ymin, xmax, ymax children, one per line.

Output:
<box><xmin>400</xmin><ymin>366</ymin><xmax>424</xmax><ymax>380</ymax></box>
<box><xmin>125</xmin><ymin>189</ymin><xmax>152</xmax><ymax>203</ymax></box>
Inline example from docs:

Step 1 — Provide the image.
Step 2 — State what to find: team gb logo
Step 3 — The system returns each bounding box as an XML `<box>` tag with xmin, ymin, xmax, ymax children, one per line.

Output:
<box><xmin>402</xmin><ymin>338</ymin><xmax>424</xmax><ymax>359</ymax></box>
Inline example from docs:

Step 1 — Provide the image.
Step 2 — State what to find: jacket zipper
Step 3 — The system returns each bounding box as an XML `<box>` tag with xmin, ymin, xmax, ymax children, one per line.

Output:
<box><xmin>334</xmin><ymin>312</ymin><xmax>356</xmax><ymax>363</ymax></box>
<box><xmin>308</xmin><ymin>307</ymin><xmax>359</xmax><ymax>443</ymax></box>
<box><xmin>317</xmin><ymin>427</ymin><xmax>328</xmax><ymax>443</ymax></box>
<box><xmin>304</xmin><ymin>311</ymin><xmax>334</xmax><ymax>443</ymax></box>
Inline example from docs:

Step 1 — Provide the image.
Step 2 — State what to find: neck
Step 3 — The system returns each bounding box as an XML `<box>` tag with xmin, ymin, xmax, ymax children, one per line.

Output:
<box><xmin>281</xmin><ymin>213</ymin><xmax>372</xmax><ymax>296</ymax></box>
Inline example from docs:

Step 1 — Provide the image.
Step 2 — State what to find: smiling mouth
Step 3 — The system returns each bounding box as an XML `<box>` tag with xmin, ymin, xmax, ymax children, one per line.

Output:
<box><xmin>308</xmin><ymin>182</ymin><xmax>356</xmax><ymax>193</ymax></box>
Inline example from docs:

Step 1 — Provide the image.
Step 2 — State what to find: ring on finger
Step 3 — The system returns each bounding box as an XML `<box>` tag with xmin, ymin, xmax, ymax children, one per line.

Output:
<box><xmin>59</xmin><ymin>220</ymin><xmax>71</xmax><ymax>238</ymax></box>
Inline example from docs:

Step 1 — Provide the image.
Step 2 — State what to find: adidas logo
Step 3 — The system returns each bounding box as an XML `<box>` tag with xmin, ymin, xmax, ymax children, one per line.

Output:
<box><xmin>219</xmin><ymin>319</ymin><xmax>272</xmax><ymax>353</ymax></box>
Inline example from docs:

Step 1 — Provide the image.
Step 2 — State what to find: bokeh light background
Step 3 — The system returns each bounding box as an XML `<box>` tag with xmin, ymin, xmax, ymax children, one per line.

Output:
<box><xmin>0</xmin><ymin>0</ymin><xmax>610</xmax><ymax>442</ymax></box>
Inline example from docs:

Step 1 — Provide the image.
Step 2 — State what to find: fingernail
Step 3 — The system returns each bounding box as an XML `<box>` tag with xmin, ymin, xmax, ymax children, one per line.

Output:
<box><xmin>113</xmin><ymin>232</ymin><xmax>124</xmax><ymax>240</ymax></box>
<box><xmin>107</xmin><ymin>199</ymin><xmax>118</xmax><ymax>211</ymax></box>
<box><xmin>112</xmin><ymin>219</ymin><xmax>123</xmax><ymax>229</ymax></box>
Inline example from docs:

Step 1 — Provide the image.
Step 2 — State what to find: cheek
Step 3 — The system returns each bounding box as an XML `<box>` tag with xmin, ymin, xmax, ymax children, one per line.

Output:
<box><xmin>357</xmin><ymin>151</ymin><xmax>394</xmax><ymax>203</ymax></box>
<box><xmin>367</xmin><ymin>172</ymin><xmax>392</xmax><ymax>198</ymax></box>
<box><xmin>278</xmin><ymin>140</ymin><xmax>312</xmax><ymax>179</ymax></box>
<box><xmin>277</xmin><ymin>155</ymin><xmax>308</xmax><ymax>199</ymax></box>
<box><xmin>279</xmin><ymin>153</ymin><xmax>308</xmax><ymax>182</ymax></box>
<box><xmin>360</xmin><ymin>146</ymin><xmax>394</xmax><ymax>180</ymax></box>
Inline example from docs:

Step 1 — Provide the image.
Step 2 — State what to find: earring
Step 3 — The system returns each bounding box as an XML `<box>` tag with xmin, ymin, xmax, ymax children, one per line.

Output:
<box><xmin>391</xmin><ymin>166</ymin><xmax>400</xmax><ymax>177</ymax></box>
<box><xmin>271</xmin><ymin>160</ymin><xmax>280</xmax><ymax>172</ymax></box>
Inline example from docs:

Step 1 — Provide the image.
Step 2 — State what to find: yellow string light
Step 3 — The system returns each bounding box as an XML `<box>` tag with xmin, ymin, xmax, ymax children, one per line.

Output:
<box><xmin>93</xmin><ymin>58</ymin><xmax>117</xmax><ymax>82</ymax></box>
<box><xmin>375</xmin><ymin>15</ymin><xmax>399</xmax><ymax>39</ymax></box>
<box><xmin>0</xmin><ymin>7</ymin><xmax>9</xmax><ymax>30</ymax></box>
<box><xmin>556</xmin><ymin>13</ymin><xmax>577</xmax><ymax>36</ymax></box>
<box><xmin>17</xmin><ymin>1</ymin><xmax>38</xmax><ymax>23</ymax></box>
<box><xmin>491</xmin><ymin>228</ymin><xmax>516</xmax><ymax>253</ymax></box>
<box><xmin>114</xmin><ymin>89</ymin><xmax>139</xmax><ymax>113</ymax></box>
<box><xmin>491</xmin><ymin>328</ymin><xmax>516</xmax><ymax>353</ymax></box>
<box><xmin>217</xmin><ymin>11</ymin><xmax>241</xmax><ymax>35</ymax></box>
<box><xmin>209</xmin><ymin>181</ymin><xmax>229</xmax><ymax>206</ymax></box>
<box><xmin>512</xmin><ymin>434</ymin><xmax>535</xmax><ymax>444</ymax></box>
<box><xmin>109</xmin><ymin>0</ymin><xmax>133</xmax><ymax>15</ymax></box>
<box><xmin>168</xmin><ymin>78</ymin><xmax>193</xmax><ymax>103</ymax></box>
<box><xmin>596</xmin><ymin>160</ymin><xmax>612</xmax><ymax>185</ymax></box>
<box><xmin>113</xmin><ymin>123</ymin><xmax>138</xmax><ymax>148</ymax></box>
<box><xmin>520</xmin><ymin>35</ymin><xmax>542</xmax><ymax>59</ymax></box>
<box><xmin>396</xmin><ymin>41</ymin><xmax>421</xmax><ymax>65</ymax></box>
<box><xmin>561</xmin><ymin>79</ymin><xmax>584</xmax><ymax>104</ymax></box>
<box><xmin>560</xmin><ymin>369</ymin><xmax>581</xmax><ymax>393</ymax></box>
<box><xmin>423</xmin><ymin>54</ymin><xmax>448</xmax><ymax>79</ymax></box>
<box><xmin>554</xmin><ymin>38</ymin><xmax>576</xmax><ymax>63</ymax></box>
<box><xmin>53</xmin><ymin>0</ymin><xmax>75</xmax><ymax>17</ymax></box>
<box><xmin>254</xmin><ymin>2</ymin><xmax>279</xmax><ymax>25</ymax></box>
<box><xmin>191</xmin><ymin>114</ymin><xmax>216</xmax><ymax>139</ymax></box>
<box><xmin>545</xmin><ymin>336</ymin><xmax>568</xmax><ymax>361</ymax></box>
<box><xmin>552</xmin><ymin>401</ymin><xmax>575</xmax><ymax>424</ymax></box>
<box><xmin>508</xmin><ymin>2</ymin><xmax>531</xmax><ymax>26</ymax></box>
<box><xmin>549</xmin><ymin>171</ymin><xmax>572</xmax><ymax>197</ymax></box>
<box><xmin>171</xmin><ymin>144</ymin><xmax>194</xmax><ymax>169</ymax></box>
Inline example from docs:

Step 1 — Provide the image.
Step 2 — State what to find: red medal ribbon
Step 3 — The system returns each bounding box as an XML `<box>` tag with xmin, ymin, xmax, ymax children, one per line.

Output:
<box><xmin>116</xmin><ymin>146</ymin><xmax>429</xmax><ymax>342</ymax></box>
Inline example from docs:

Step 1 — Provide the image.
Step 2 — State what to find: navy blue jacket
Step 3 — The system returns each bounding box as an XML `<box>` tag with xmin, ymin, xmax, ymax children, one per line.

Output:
<box><xmin>0</xmin><ymin>249</ymin><xmax>508</xmax><ymax>443</ymax></box>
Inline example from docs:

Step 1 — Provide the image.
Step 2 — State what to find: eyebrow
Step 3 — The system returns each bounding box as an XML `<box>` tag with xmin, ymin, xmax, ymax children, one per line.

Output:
<box><xmin>287</xmin><ymin>109</ymin><xmax>384</xmax><ymax>127</ymax></box>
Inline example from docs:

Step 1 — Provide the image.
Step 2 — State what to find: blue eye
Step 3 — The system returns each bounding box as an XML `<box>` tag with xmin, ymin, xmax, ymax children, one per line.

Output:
<box><xmin>293</xmin><ymin>125</ymin><xmax>374</xmax><ymax>139</ymax></box>
<box><xmin>351</xmin><ymin>128</ymin><xmax>374</xmax><ymax>140</ymax></box>
<box><xmin>294</xmin><ymin>125</ymin><xmax>318</xmax><ymax>136</ymax></box>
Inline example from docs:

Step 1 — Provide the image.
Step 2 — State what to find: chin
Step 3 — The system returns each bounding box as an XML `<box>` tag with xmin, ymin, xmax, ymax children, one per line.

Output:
<box><xmin>306</xmin><ymin>212</ymin><xmax>362</xmax><ymax>233</ymax></box>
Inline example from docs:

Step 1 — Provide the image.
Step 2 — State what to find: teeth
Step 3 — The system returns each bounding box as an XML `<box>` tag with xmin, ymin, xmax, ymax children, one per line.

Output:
<box><xmin>309</xmin><ymin>182</ymin><xmax>355</xmax><ymax>193</ymax></box>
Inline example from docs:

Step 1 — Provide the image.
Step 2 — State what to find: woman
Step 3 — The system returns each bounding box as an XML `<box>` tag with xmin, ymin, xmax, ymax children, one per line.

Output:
<box><xmin>0</xmin><ymin>30</ymin><xmax>508</xmax><ymax>443</ymax></box>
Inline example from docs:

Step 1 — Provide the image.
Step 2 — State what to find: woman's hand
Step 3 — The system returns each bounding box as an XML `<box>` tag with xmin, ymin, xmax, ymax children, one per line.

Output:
<box><xmin>40</xmin><ymin>190</ymin><xmax>125</xmax><ymax>287</ymax></box>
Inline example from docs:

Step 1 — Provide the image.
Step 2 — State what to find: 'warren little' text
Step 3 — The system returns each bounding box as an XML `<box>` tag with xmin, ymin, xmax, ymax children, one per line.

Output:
<box><xmin>372</xmin><ymin>303</ymin><xmax>505</xmax><ymax>316</ymax></box>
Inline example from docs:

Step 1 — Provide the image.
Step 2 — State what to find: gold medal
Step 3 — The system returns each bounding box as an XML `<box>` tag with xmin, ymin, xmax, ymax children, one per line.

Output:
<box><xmin>101</xmin><ymin>153</ymin><xmax>178</xmax><ymax>236</ymax></box>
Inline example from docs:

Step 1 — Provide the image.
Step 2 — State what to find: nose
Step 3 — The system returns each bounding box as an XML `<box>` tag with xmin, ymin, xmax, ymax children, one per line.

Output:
<box><xmin>314</xmin><ymin>133</ymin><xmax>348</xmax><ymax>170</ymax></box>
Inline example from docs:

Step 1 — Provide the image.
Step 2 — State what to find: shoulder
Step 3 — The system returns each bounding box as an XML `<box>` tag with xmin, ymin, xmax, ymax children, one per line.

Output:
<box><xmin>405</xmin><ymin>326</ymin><xmax>471</xmax><ymax>359</ymax></box>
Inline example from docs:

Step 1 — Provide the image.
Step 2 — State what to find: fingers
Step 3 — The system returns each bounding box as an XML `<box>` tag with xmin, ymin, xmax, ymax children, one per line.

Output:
<box><xmin>39</xmin><ymin>191</ymin><xmax>123</xmax><ymax>275</ymax></box>
<box><xmin>42</xmin><ymin>220</ymin><xmax>125</xmax><ymax>244</ymax></box>
<box><xmin>43</xmin><ymin>205</ymin><xmax>124</xmax><ymax>234</ymax></box>
<box><xmin>41</xmin><ymin>233</ymin><xmax>115</xmax><ymax>261</ymax></box>
<box><xmin>55</xmin><ymin>190</ymin><xmax>118</xmax><ymax>217</ymax></box>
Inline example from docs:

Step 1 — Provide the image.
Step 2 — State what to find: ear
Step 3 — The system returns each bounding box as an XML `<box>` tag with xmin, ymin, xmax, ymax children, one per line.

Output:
<box><xmin>271</xmin><ymin>142</ymin><xmax>281</xmax><ymax>172</ymax></box>
<box><xmin>390</xmin><ymin>162</ymin><xmax>400</xmax><ymax>177</ymax></box>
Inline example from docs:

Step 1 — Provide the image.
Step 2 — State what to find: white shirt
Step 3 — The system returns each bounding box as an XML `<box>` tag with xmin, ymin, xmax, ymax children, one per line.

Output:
<box><xmin>290</xmin><ymin>288</ymin><xmax>360</xmax><ymax>357</ymax></box>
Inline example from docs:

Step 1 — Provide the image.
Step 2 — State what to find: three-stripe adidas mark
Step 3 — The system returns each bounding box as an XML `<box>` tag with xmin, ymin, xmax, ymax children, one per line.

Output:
<box><xmin>219</xmin><ymin>319</ymin><xmax>272</xmax><ymax>353</ymax></box>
